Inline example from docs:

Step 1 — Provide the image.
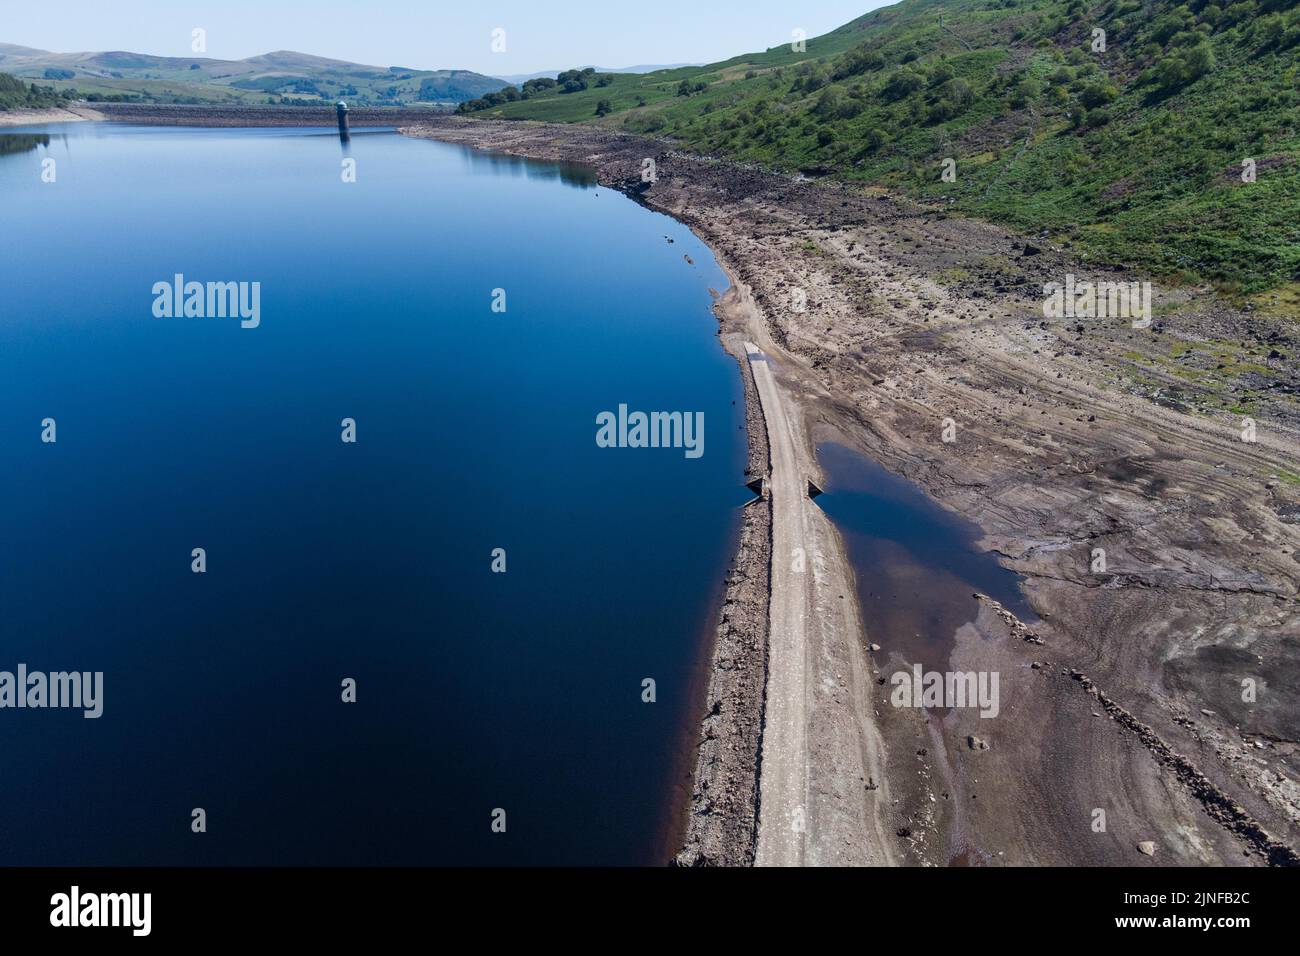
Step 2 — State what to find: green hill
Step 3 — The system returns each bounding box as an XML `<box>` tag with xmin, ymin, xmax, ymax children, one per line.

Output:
<box><xmin>0</xmin><ymin>45</ymin><xmax>506</xmax><ymax>106</ymax></box>
<box><xmin>457</xmin><ymin>0</ymin><xmax>1300</xmax><ymax>294</ymax></box>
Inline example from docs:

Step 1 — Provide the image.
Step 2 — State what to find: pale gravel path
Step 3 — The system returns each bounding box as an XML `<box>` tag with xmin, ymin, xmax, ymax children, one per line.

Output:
<box><xmin>747</xmin><ymin>341</ymin><xmax>894</xmax><ymax>866</ymax></box>
<box><xmin>747</xmin><ymin>342</ymin><xmax>812</xmax><ymax>866</ymax></box>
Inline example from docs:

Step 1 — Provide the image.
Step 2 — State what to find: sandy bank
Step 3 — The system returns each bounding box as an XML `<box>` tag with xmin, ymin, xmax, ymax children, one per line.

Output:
<box><xmin>0</xmin><ymin>107</ymin><xmax>105</xmax><ymax>127</ymax></box>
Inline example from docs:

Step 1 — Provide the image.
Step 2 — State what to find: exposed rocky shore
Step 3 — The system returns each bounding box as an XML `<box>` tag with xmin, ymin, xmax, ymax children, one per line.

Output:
<box><xmin>402</xmin><ymin>116</ymin><xmax>1300</xmax><ymax>867</ymax></box>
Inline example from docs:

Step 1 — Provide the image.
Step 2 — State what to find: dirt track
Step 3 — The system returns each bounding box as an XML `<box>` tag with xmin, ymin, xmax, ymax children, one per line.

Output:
<box><xmin>743</xmin><ymin>340</ymin><xmax>894</xmax><ymax>866</ymax></box>
<box><xmin>399</xmin><ymin>116</ymin><xmax>1300</xmax><ymax>867</ymax></box>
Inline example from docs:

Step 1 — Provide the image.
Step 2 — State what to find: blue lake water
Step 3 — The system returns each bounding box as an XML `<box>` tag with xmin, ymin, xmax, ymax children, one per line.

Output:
<box><xmin>0</xmin><ymin>124</ymin><xmax>746</xmax><ymax>865</ymax></box>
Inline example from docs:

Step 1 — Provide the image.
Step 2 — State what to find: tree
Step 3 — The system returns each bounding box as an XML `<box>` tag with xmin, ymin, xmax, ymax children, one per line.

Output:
<box><xmin>883</xmin><ymin>68</ymin><xmax>924</xmax><ymax>102</ymax></box>
<box><xmin>1079</xmin><ymin>82</ymin><xmax>1118</xmax><ymax>109</ymax></box>
<box><xmin>814</xmin><ymin>87</ymin><xmax>842</xmax><ymax>117</ymax></box>
<box><xmin>595</xmin><ymin>99</ymin><xmax>613</xmax><ymax>116</ymax></box>
<box><xmin>1009</xmin><ymin>76</ymin><xmax>1041</xmax><ymax>108</ymax></box>
<box><xmin>1182</xmin><ymin>42</ymin><xmax>1215</xmax><ymax>80</ymax></box>
<box><xmin>1084</xmin><ymin>107</ymin><xmax>1111</xmax><ymax>127</ymax></box>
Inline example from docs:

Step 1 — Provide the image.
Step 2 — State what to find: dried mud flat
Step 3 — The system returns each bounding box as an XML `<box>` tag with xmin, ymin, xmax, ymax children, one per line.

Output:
<box><xmin>406</xmin><ymin>117</ymin><xmax>1300</xmax><ymax>867</ymax></box>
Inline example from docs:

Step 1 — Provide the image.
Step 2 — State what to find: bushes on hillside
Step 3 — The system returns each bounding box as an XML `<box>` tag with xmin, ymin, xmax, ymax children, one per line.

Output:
<box><xmin>1079</xmin><ymin>81</ymin><xmax>1119</xmax><ymax>108</ymax></box>
<box><xmin>522</xmin><ymin>77</ymin><xmax>556</xmax><ymax>95</ymax></box>
<box><xmin>927</xmin><ymin>78</ymin><xmax>974</xmax><ymax>123</ymax></box>
<box><xmin>0</xmin><ymin>72</ymin><xmax>67</xmax><ymax>110</ymax></box>
<box><xmin>882</xmin><ymin>68</ymin><xmax>925</xmax><ymax>101</ymax></box>
<box><xmin>1008</xmin><ymin>75</ymin><xmax>1042</xmax><ymax>108</ymax></box>
<box><xmin>1148</xmin><ymin>40</ymin><xmax>1216</xmax><ymax>91</ymax></box>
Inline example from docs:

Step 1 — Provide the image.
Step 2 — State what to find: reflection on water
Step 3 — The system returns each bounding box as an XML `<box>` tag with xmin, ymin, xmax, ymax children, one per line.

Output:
<box><xmin>461</xmin><ymin>146</ymin><xmax>599</xmax><ymax>188</ymax></box>
<box><xmin>816</xmin><ymin>441</ymin><xmax>1033</xmax><ymax>672</ymax></box>
<box><xmin>0</xmin><ymin>132</ymin><xmax>55</xmax><ymax>156</ymax></box>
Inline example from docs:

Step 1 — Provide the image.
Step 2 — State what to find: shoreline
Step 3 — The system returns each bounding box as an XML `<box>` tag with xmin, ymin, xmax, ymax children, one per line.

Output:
<box><xmin>1</xmin><ymin>103</ymin><xmax>451</xmax><ymax>129</ymax></box>
<box><xmin>399</xmin><ymin>116</ymin><xmax>1300</xmax><ymax>867</ymax></box>
<box><xmin>399</xmin><ymin>118</ymin><xmax>899</xmax><ymax>865</ymax></box>
<box><xmin>17</xmin><ymin>109</ymin><xmax>1294</xmax><ymax>865</ymax></box>
<box><xmin>672</xmin><ymin>292</ymin><xmax>773</xmax><ymax>866</ymax></box>
<box><xmin>0</xmin><ymin>106</ymin><xmax>105</xmax><ymax>127</ymax></box>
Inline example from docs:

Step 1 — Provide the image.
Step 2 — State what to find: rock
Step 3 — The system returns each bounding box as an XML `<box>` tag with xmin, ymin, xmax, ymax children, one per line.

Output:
<box><xmin>869</xmin><ymin>642</ymin><xmax>882</xmax><ymax>652</ymax></box>
<box><xmin>967</xmin><ymin>735</ymin><xmax>989</xmax><ymax>751</ymax></box>
<box><xmin>1137</xmin><ymin>841</ymin><xmax>1156</xmax><ymax>856</ymax></box>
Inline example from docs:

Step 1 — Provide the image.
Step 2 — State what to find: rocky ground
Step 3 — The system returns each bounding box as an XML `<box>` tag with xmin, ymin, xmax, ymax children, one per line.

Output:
<box><xmin>407</xmin><ymin>117</ymin><xmax>1300</xmax><ymax>867</ymax></box>
<box><xmin>674</xmin><ymin>317</ymin><xmax>771</xmax><ymax>867</ymax></box>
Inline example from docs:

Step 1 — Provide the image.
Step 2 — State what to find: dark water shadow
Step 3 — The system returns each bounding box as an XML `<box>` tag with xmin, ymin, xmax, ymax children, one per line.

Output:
<box><xmin>815</xmin><ymin>441</ymin><xmax>1033</xmax><ymax>672</ymax></box>
<box><xmin>461</xmin><ymin>146</ymin><xmax>598</xmax><ymax>189</ymax></box>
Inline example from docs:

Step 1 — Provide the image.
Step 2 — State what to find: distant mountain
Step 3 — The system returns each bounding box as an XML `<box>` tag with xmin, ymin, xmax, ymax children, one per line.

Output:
<box><xmin>496</xmin><ymin>64</ymin><xmax>702</xmax><ymax>84</ymax></box>
<box><xmin>0</xmin><ymin>44</ymin><xmax>506</xmax><ymax>105</ymax></box>
<box><xmin>0</xmin><ymin>42</ymin><xmax>51</xmax><ymax>58</ymax></box>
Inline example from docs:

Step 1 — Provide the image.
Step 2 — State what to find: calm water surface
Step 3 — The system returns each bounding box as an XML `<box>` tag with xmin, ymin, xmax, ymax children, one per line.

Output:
<box><xmin>0</xmin><ymin>123</ymin><xmax>746</xmax><ymax>864</ymax></box>
<box><xmin>816</xmin><ymin>441</ymin><xmax>1033</xmax><ymax>672</ymax></box>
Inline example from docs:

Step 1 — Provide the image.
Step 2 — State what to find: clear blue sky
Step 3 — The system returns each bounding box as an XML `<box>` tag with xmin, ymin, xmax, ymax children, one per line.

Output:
<box><xmin>4</xmin><ymin>0</ymin><xmax>894</xmax><ymax>75</ymax></box>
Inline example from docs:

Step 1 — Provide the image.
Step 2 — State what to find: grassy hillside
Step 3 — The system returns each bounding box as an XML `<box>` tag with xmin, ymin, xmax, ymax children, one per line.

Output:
<box><xmin>458</xmin><ymin>0</ymin><xmax>1300</xmax><ymax>294</ymax></box>
<box><xmin>0</xmin><ymin>70</ymin><xmax>67</xmax><ymax>109</ymax></box>
<box><xmin>0</xmin><ymin>46</ymin><xmax>505</xmax><ymax>106</ymax></box>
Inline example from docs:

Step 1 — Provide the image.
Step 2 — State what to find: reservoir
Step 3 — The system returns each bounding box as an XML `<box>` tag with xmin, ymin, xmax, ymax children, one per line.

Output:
<box><xmin>0</xmin><ymin>123</ymin><xmax>746</xmax><ymax>865</ymax></box>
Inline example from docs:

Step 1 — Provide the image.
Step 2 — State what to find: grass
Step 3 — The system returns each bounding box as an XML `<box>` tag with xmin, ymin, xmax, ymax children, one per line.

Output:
<box><xmin>459</xmin><ymin>0</ymin><xmax>1300</xmax><ymax>294</ymax></box>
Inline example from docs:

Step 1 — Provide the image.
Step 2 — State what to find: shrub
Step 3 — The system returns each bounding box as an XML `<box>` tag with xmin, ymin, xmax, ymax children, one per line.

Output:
<box><xmin>882</xmin><ymin>68</ymin><xmax>924</xmax><ymax>101</ymax></box>
<box><xmin>1079</xmin><ymin>82</ymin><xmax>1118</xmax><ymax>108</ymax></box>
<box><xmin>1085</xmin><ymin>107</ymin><xmax>1112</xmax><ymax>127</ymax></box>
